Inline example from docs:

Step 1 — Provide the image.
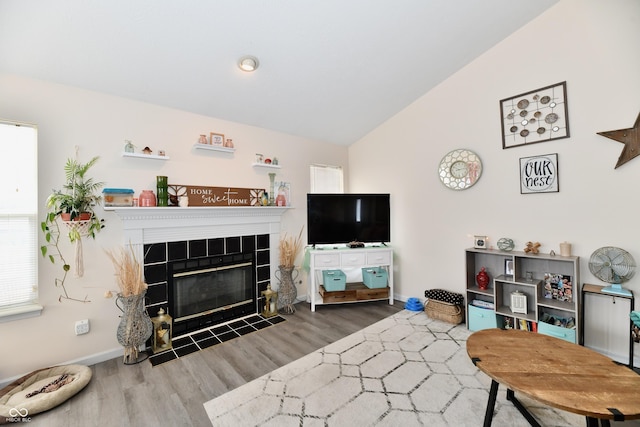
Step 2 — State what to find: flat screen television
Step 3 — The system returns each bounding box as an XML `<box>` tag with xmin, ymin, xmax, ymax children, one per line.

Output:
<box><xmin>307</xmin><ymin>193</ymin><xmax>390</xmax><ymax>246</ymax></box>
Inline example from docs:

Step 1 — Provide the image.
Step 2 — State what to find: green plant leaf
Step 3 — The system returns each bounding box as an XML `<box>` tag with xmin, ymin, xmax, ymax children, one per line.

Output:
<box><xmin>40</xmin><ymin>246</ymin><xmax>47</xmax><ymax>257</ymax></box>
<box><xmin>48</xmin><ymin>255</ymin><xmax>54</xmax><ymax>264</ymax></box>
<box><xmin>63</xmin><ymin>264</ymin><xmax>70</xmax><ymax>272</ymax></box>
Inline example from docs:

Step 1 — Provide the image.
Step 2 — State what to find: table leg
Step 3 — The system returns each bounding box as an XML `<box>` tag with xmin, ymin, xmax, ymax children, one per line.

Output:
<box><xmin>483</xmin><ymin>380</ymin><xmax>499</xmax><ymax>427</ymax></box>
<box><xmin>586</xmin><ymin>417</ymin><xmax>610</xmax><ymax>427</ymax></box>
<box><xmin>506</xmin><ymin>388</ymin><xmax>542</xmax><ymax>427</ymax></box>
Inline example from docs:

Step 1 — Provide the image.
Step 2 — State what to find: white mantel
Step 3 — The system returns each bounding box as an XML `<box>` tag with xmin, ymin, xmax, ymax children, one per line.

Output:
<box><xmin>107</xmin><ymin>206</ymin><xmax>290</xmax><ymax>278</ymax></box>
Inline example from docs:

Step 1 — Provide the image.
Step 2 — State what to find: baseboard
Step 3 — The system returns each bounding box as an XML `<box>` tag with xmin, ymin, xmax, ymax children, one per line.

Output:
<box><xmin>0</xmin><ymin>347</ymin><xmax>122</xmax><ymax>389</ymax></box>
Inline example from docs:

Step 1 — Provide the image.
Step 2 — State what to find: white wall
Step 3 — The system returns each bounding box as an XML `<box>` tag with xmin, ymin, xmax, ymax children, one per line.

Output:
<box><xmin>0</xmin><ymin>74</ymin><xmax>348</xmax><ymax>382</ymax></box>
<box><xmin>349</xmin><ymin>0</ymin><xmax>640</xmax><ymax>362</ymax></box>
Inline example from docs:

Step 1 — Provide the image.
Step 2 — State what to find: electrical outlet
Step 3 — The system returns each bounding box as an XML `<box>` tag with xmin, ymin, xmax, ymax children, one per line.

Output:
<box><xmin>75</xmin><ymin>319</ymin><xmax>90</xmax><ymax>335</ymax></box>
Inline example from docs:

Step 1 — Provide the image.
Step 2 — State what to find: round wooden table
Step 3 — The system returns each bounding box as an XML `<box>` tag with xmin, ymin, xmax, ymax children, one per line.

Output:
<box><xmin>467</xmin><ymin>328</ymin><xmax>640</xmax><ymax>427</ymax></box>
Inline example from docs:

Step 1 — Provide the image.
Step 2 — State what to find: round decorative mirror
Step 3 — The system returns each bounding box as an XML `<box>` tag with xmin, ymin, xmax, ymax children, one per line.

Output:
<box><xmin>438</xmin><ymin>149</ymin><xmax>483</xmax><ymax>190</ymax></box>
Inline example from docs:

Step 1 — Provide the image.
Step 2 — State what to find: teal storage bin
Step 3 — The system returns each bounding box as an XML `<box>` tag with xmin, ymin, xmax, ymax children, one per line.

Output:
<box><xmin>322</xmin><ymin>270</ymin><xmax>346</xmax><ymax>291</ymax></box>
<box><xmin>538</xmin><ymin>322</ymin><xmax>576</xmax><ymax>343</ymax></box>
<box><xmin>468</xmin><ymin>305</ymin><xmax>497</xmax><ymax>331</ymax></box>
<box><xmin>362</xmin><ymin>267</ymin><xmax>388</xmax><ymax>289</ymax></box>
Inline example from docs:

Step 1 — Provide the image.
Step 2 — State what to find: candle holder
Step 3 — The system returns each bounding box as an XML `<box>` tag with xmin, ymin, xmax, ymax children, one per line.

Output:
<box><xmin>261</xmin><ymin>284</ymin><xmax>278</xmax><ymax>318</ymax></box>
<box><xmin>151</xmin><ymin>308</ymin><xmax>173</xmax><ymax>354</ymax></box>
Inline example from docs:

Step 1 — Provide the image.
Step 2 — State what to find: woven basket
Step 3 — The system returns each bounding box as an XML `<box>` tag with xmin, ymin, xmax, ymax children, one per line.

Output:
<box><xmin>424</xmin><ymin>299</ymin><xmax>464</xmax><ymax>324</ymax></box>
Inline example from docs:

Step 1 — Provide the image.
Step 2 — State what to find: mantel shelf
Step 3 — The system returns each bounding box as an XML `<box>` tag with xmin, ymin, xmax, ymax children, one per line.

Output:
<box><xmin>193</xmin><ymin>144</ymin><xmax>236</xmax><ymax>153</ymax></box>
<box><xmin>252</xmin><ymin>162</ymin><xmax>281</xmax><ymax>169</ymax></box>
<box><xmin>122</xmin><ymin>152</ymin><xmax>170</xmax><ymax>160</ymax></box>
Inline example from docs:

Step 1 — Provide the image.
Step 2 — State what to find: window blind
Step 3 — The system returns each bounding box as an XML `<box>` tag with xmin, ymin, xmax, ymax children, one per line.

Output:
<box><xmin>310</xmin><ymin>164</ymin><xmax>343</xmax><ymax>193</ymax></box>
<box><xmin>0</xmin><ymin>122</ymin><xmax>38</xmax><ymax>308</ymax></box>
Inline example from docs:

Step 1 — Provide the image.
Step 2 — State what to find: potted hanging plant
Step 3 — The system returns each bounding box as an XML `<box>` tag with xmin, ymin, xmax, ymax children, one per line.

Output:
<box><xmin>43</xmin><ymin>156</ymin><xmax>104</xmax><ymax>241</ymax></box>
<box><xmin>40</xmin><ymin>155</ymin><xmax>105</xmax><ymax>302</ymax></box>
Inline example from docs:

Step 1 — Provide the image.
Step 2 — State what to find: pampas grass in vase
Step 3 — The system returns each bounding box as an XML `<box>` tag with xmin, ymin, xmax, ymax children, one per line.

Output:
<box><xmin>277</xmin><ymin>227</ymin><xmax>304</xmax><ymax>314</ymax></box>
<box><xmin>106</xmin><ymin>246</ymin><xmax>152</xmax><ymax>364</ymax></box>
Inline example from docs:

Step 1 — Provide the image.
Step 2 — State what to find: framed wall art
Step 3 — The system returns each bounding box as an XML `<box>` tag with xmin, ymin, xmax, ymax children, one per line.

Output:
<box><xmin>210</xmin><ymin>132</ymin><xmax>225</xmax><ymax>146</ymax></box>
<box><xmin>519</xmin><ymin>153</ymin><xmax>559</xmax><ymax>194</ymax></box>
<box><xmin>500</xmin><ymin>81</ymin><xmax>569</xmax><ymax>149</ymax></box>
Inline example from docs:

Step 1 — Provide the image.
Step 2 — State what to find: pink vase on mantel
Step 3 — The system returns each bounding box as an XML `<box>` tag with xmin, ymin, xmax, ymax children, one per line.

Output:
<box><xmin>139</xmin><ymin>190</ymin><xmax>156</xmax><ymax>207</ymax></box>
<box><xmin>476</xmin><ymin>267</ymin><xmax>489</xmax><ymax>290</ymax></box>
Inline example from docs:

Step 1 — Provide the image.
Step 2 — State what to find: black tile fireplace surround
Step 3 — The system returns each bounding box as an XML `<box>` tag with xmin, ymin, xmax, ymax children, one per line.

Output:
<box><xmin>143</xmin><ymin>234</ymin><xmax>271</xmax><ymax>337</ymax></box>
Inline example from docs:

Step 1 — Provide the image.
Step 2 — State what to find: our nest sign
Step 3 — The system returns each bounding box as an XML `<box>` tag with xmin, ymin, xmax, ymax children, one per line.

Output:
<box><xmin>168</xmin><ymin>185</ymin><xmax>265</xmax><ymax>207</ymax></box>
<box><xmin>519</xmin><ymin>153</ymin><xmax>559</xmax><ymax>194</ymax></box>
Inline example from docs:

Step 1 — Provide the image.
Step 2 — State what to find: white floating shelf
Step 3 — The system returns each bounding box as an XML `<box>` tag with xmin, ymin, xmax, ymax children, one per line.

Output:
<box><xmin>122</xmin><ymin>152</ymin><xmax>170</xmax><ymax>160</ymax></box>
<box><xmin>252</xmin><ymin>162</ymin><xmax>281</xmax><ymax>169</ymax></box>
<box><xmin>193</xmin><ymin>144</ymin><xmax>236</xmax><ymax>153</ymax></box>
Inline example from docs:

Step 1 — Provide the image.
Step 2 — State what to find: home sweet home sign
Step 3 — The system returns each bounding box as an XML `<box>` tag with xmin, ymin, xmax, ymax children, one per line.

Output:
<box><xmin>168</xmin><ymin>185</ymin><xmax>265</xmax><ymax>206</ymax></box>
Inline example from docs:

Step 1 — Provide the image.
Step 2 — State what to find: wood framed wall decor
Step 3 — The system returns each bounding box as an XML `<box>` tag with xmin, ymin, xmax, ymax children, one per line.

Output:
<box><xmin>519</xmin><ymin>153</ymin><xmax>559</xmax><ymax>194</ymax></box>
<box><xmin>500</xmin><ymin>81</ymin><xmax>569</xmax><ymax>149</ymax></box>
<box><xmin>210</xmin><ymin>132</ymin><xmax>225</xmax><ymax>146</ymax></box>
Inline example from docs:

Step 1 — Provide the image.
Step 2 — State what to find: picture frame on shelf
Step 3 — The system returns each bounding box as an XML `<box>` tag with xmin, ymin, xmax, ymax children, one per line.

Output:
<box><xmin>504</xmin><ymin>259</ymin><xmax>514</xmax><ymax>277</ymax></box>
<box><xmin>474</xmin><ymin>235</ymin><xmax>487</xmax><ymax>249</ymax></box>
<box><xmin>500</xmin><ymin>81</ymin><xmax>569</xmax><ymax>149</ymax></box>
<box><xmin>273</xmin><ymin>181</ymin><xmax>291</xmax><ymax>207</ymax></box>
<box><xmin>520</xmin><ymin>153</ymin><xmax>559</xmax><ymax>194</ymax></box>
<box><xmin>210</xmin><ymin>132</ymin><xmax>225</xmax><ymax>146</ymax></box>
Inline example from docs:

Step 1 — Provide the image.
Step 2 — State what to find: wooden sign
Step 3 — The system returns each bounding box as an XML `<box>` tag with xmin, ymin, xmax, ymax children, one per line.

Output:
<box><xmin>168</xmin><ymin>185</ymin><xmax>265</xmax><ymax>207</ymax></box>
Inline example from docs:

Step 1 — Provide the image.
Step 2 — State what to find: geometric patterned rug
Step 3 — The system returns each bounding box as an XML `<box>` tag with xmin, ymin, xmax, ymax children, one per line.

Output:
<box><xmin>204</xmin><ymin>309</ymin><xmax>592</xmax><ymax>426</ymax></box>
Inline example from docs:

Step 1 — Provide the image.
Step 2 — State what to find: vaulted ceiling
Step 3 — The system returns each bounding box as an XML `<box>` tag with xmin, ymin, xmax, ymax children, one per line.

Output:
<box><xmin>0</xmin><ymin>0</ymin><xmax>558</xmax><ymax>145</ymax></box>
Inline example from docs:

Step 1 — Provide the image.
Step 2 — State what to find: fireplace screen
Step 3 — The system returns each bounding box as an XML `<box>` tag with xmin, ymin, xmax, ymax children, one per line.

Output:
<box><xmin>170</xmin><ymin>257</ymin><xmax>254</xmax><ymax>322</ymax></box>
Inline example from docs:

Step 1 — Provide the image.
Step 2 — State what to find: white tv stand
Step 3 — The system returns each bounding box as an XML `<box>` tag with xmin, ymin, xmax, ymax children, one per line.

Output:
<box><xmin>308</xmin><ymin>246</ymin><xmax>394</xmax><ymax>312</ymax></box>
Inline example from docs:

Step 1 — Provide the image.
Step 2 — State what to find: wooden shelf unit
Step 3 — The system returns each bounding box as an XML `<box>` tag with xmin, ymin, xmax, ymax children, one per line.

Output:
<box><xmin>465</xmin><ymin>248</ymin><xmax>580</xmax><ymax>343</ymax></box>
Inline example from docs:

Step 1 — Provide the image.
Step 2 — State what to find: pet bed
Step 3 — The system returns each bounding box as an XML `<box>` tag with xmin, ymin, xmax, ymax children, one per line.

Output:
<box><xmin>0</xmin><ymin>364</ymin><xmax>92</xmax><ymax>420</ymax></box>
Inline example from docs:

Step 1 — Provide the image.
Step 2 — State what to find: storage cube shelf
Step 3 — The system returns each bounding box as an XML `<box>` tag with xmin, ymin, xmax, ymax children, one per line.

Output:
<box><xmin>465</xmin><ymin>248</ymin><xmax>580</xmax><ymax>342</ymax></box>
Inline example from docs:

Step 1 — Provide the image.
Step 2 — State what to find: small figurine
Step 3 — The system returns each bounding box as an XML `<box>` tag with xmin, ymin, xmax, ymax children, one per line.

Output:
<box><xmin>224</xmin><ymin>138</ymin><xmax>234</xmax><ymax>148</ymax></box>
<box><xmin>142</xmin><ymin>146</ymin><xmax>153</xmax><ymax>155</ymax></box>
<box><xmin>524</xmin><ymin>241</ymin><xmax>541</xmax><ymax>254</ymax></box>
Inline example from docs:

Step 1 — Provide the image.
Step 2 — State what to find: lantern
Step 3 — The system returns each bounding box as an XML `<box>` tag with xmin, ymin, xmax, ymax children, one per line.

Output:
<box><xmin>510</xmin><ymin>291</ymin><xmax>527</xmax><ymax>315</ymax></box>
<box><xmin>261</xmin><ymin>284</ymin><xmax>278</xmax><ymax>318</ymax></box>
<box><xmin>151</xmin><ymin>308</ymin><xmax>173</xmax><ymax>353</ymax></box>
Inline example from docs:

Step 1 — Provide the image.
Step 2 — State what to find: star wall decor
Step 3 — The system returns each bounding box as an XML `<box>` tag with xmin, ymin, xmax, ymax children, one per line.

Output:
<box><xmin>597</xmin><ymin>112</ymin><xmax>640</xmax><ymax>169</ymax></box>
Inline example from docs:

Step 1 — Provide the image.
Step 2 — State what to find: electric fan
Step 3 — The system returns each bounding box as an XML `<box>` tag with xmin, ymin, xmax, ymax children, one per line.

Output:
<box><xmin>588</xmin><ymin>246</ymin><xmax>636</xmax><ymax>296</ymax></box>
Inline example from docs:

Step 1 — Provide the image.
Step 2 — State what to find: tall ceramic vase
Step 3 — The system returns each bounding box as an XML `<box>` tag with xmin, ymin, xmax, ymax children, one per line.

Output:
<box><xmin>116</xmin><ymin>291</ymin><xmax>153</xmax><ymax>364</ymax></box>
<box><xmin>276</xmin><ymin>265</ymin><xmax>298</xmax><ymax>314</ymax></box>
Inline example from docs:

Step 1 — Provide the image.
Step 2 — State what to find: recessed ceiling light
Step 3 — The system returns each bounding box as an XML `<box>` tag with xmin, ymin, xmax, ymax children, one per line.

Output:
<box><xmin>238</xmin><ymin>55</ymin><xmax>259</xmax><ymax>72</ymax></box>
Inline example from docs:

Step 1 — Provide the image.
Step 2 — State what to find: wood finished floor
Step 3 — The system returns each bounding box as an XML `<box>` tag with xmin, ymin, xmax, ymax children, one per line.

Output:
<box><xmin>27</xmin><ymin>301</ymin><xmax>403</xmax><ymax>427</ymax></box>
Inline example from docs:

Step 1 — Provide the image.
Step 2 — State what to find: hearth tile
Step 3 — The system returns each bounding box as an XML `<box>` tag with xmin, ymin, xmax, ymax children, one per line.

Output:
<box><xmin>172</xmin><ymin>336</ymin><xmax>195</xmax><ymax>348</ymax></box>
<box><xmin>251</xmin><ymin>320</ymin><xmax>272</xmax><ymax>330</ymax></box>
<box><xmin>212</xmin><ymin>324</ymin><xmax>232</xmax><ymax>335</ymax></box>
<box><xmin>217</xmin><ymin>330</ymin><xmax>240</xmax><ymax>342</ymax></box>
<box><xmin>268</xmin><ymin>316</ymin><xmax>286</xmax><ymax>325</ymax></box>
<box><xmin>207</xmin><ymin>238</ymin><xmax>224</xmax><ymax>255</ymax></box>
<box><xmin>144</xmin><ymin>264</ymin><xmax>167</xmax><ymax>285</ymax></box>
<box><xmin>175</xmin><ymin>343</ymin><xmax>199</xmax><ymax>357</ymax></box>
<box><xmin>242</xmin><ymin>235</ymin><xmax>255</xmax><ymax>253</ymax></box>
<box><xmin>189</xmin><ymin>240</ymin><xmax>207</xmax><ymax>258</ymax></box>
<box><xmin>228</xmin><ymin>320</ymin><xmax>248</xmax><ymax>329</ymax></box>
<box><xmin>256</xmin><ymin>265</ymin><xmax>270</xmax><ymax>282</ymax></box>
<box><xmin>149</xmin><ymin>350</ymin><xmax>177</xmax><ymax>366</ymax></box>
<box><xmin>256</xmin><ymin>234</ymin><xmax>269</xmax><ymax>249</ymax></box>
<box><xmin>192</xmin><ymin>330</ymin><xmax>214</xmax><ymax>341</ymax></box>
<box><xmin>146</xmin><ymin>282</ymin><xmax>167</xmax><ymax>305</ymax></box>
<box><xmin>225</xmin><ymin>236</ymin><xmax>241</xmax><ymax>253</ymax></box>
<box><xmin>244</xmin><ymin>315</ymin><xmax>262</xmax><ymax>324</ymax></box>
<box><xmin>168</xmin><ymin>241</ymin><xmax>187</xmax><ymax>261</ymax></box>
<box><xmin>256</xmin><ymin>249</ymin><xmax>270</xmax><ymax>266</ymax></box>
<box><xmin>234</xmin><ymin>325</ymin><xmax>256</xmax><ymax>336</ymax></box>
<box><xmin>198</xmin><ymin>336</ymin><xmax>221</xmax><ymax>349</ymax></box>
<box><xmin>144</xmin><ymin>243</ymin><xmax>167</xmax><ymax>263</ymax></box>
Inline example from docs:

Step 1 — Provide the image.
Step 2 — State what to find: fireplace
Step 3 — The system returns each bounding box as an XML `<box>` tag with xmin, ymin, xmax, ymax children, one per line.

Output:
<box><xmin>109</xmin><ymin>206</ymin><xmax>289</xmax><ymax>340</ymax></box>
<box><xmin>168</xmin><ymin>252</ymin><xmax>256</xmax><ymax>335</ymax></box>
